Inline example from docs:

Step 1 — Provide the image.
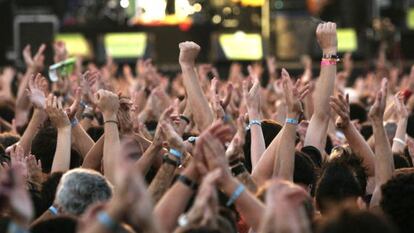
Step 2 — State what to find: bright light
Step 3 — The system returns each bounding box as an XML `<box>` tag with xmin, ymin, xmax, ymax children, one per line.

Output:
<box><xmin>120</xmin><ymin>0</ymin><xmax>129</xmax><ymax>8</ymax></box>
<box><xmin>193</xmin><ymin>3</ymin><xmax>202</xmax><ymax>12</ymax></box>
<box><xmin>234</xmin><ymin>30</ymin><xmax>246</xmax><ymax>40</ymax></box>
<box><xmin>212</xmin><ymin>15</ymin><xmax>222</xmax><ymax>24</ymax></box>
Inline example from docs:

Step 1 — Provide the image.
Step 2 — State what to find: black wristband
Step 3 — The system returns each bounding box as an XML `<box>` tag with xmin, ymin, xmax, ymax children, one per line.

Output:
<box><xmin>231</xmin><ymin>163</ymin><xmax>246</xmax><ymax>177</ymax></box>
<box><xmin>180</xmin><ymin>115</ymin><xmax>190</xmax><ymax>124</ymax></box>
<box><xmin>82</xmin><ymin>112</ymin><xmax>94</xmax><ymax>120</ymax></box>
<box><xmin>163</xmin><ymin>154</ymin><xmax>181</xmax><ymax>167</ymax></box>
<box><xmin>176</xmin><ymin>175</ymin><xmax>198</xmax><ymax>191</ymax></box>
<box><xmin>229</xmin><ymin>159</ymin><xmax>241</xmax><ymax>167</ymax></box>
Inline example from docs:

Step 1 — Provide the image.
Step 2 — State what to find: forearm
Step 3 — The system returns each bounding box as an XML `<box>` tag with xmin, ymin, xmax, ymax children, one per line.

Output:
<box><xmin>19</xmin><ymin>109</ymin><xmax>47</xmax><ymax>154</ymax></box>
<box><xmin>15</xmin><ymin>71</ymin><xmax>32</xmax><ymax>127</ymax></box>
<box><xmin>134</xmin><ymin>144</ymin><xmax>163</xmax><ymax>176</ymax></box>
<box><xmin>103</xmin><ymin>118</ymin><xmax>120</xmax><ymax>184</ymax></box>
<box><xmin>251</xmin><ymin>128</ymin><xmax>284</xmax><ymax>186</ymax></box>
<box><xmin>221</xmin><ymin>177</ymin><xmax>264</xmax><ymax>232</ymax></box>
<box><xmin>233</xmin><ymin>164</ymin><xmax>258</xmax><ymax>193</ymax></box>
<box><xmin>82</xmin><ymin>135</ymin><xmax>104</xmax><ymax>171</ymax></box>
<box><xmin>154</xmin><ymin>165</ymin><xmax>198</xmax><ymax>232</ymax></box>
<box><xmin>249</xmin><ymin>111</ymin><xmax>266</xmax><ymax>168</ymax></box>
<box><xmin>342</xmin><ymin>124</ymin><xmax>375</xmax><ymax>176</ymax></box>
<box><xmin>276</xmin><ymin>115</ymin><xmax>297</xmax><ymax>181</ymax></box>
<box><xmin>304</xmin><ymin>62</ymin><xmax>336</xmax><ymax>153</ymax></box>
<box><xmin>372</xmin><ymin>121</ymin><xmax>394</xmax><ymax>185</ymax></box>
<box><xmin>180</xmin><ymin>64</ymin><xmax>213</xmax><ymax>131</ymax></box>
<box><xmin>391</xmin><ymin>119</ymin><xmax>407</xmax><ymax>154</ymax></box>
<box><xmin>51</xmin><ymin>127</ymin><xmax>72</xmax><ymax>172</ymax></box>
<box><xmin>148</xmin><ymin>162</ymin><xmax>177</xmax><ymax>203</ymax></box>
<box><xmin>72</xmin><ymin>123</ymin><xmax>94</xmax><ymax>158</ymax></box>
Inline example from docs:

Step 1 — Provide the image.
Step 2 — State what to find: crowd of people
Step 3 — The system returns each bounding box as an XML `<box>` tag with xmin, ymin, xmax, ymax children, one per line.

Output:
<box><xmin>0</xmin><ymin>21</ymin><xmax>414</xmax><ymax>233</ymax></box>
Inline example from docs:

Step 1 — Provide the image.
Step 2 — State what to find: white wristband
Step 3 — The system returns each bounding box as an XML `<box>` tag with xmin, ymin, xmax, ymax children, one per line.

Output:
<box><xmin>393</xmin><ymin>137</ymin><xmax>406</xmax><ymax>146</ymax></box>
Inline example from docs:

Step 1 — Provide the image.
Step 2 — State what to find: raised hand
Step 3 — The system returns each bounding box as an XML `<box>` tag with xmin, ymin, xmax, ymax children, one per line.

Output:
<box><xmin>45</xmin><ymin>94</ymin><xmax>70</xmax><ymax>129</ymax></box>
<box><xmin>226</xmin><ymin>115</ymin><xmax>246</xmax><ymax>162</ymax></box>
<box><xmin>368</xmin><ymin>78</ymin><xmax>388</xmax><ymax>123</ymax></box>
<box><xmin>316</xmin><ymin>22</ymin><xmax>337</xmax><ymax>55</ymax></box>
<box><xmin>0</xmin><ymin>163</ymin><xmax>34</xmax><ymax>226</ymax></box>
<box><xmin>53</xmin><ymin>41</ymin><xmax>68</xmax><ymax>63</ymax></box>
<box><xmin>330</xmin><ymin>93</ymin><xmax>351</xmax><ymax>129</ymax></box>
<box><xmin>281</xmin><ymin>68</ymin><xmax>309</xmax><ymax>115</ymax></box>
<box><xmin>27</xmin><ymin>73</ymin><xmax>48</xmax><ymax>109</ymax></box>
<box><xmin>243</xmin><ymin>66</ymin><xmax>261</xmax><ymax>119</ymax></box>
<box><xmin>66</xmin><ymin>88</ymin><xmax>81</xmax><ymax>120</ymax></box>
<box><xmin>394</xmin><ymin>92</ymin><xmax>408</xmax><ymax>121</ymax></box>
<box><xmin>95</xmin><ymin>90</ymin><xmax>120</xmax><ymax>119</ymax></box>
<box><xmin>22</xmin><ymin>44</ymin><xmax>46</xmax><ymax>72</ymax></box>
<box><xmin>9</xmin><ymin>145</ymin><xmax>28</xmax><ymax>179</ymax></box>
<box><xmin>25</xmin><ymin>154</ymin><xmax>43</xmax><ymax>186</ymax></box>
<box><xmin>179</xmin><ymin>42</ymin><xmax>201</xmax><ymax>66</ymax></box>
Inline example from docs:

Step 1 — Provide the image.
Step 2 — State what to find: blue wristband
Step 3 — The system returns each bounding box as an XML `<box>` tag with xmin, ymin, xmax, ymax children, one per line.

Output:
<box><xmin>169</xmin><ymin>148</ymin><xmax>183</xmax><ymax>159</ymax></box>
<box><xmin>97</xmin><ymin>211</ymin><xmax>120</xmax><ymax>231</ymax></box>
<box><xmin>48</xmin><ymin>205</ymin><xmax>58</xmax><ymax>215</ymax></box>
<box><xmin>71</xmin><ymin>118</ymin><xmax>79</xmax><ymax>127</ymax></box>
<box><xmin>226</xmin><ymin>184</ymin><xmax>245</xmax><ymax>207</ymax></box>
<box><xmin>246</xmin><ymin>119</ymin><xmax>261</xmax><ymax>130</ymax></box>
<box><xmin>187</xmin><ymin>136</ymin><xmax>197</xmax><ymax>144</ymax></box>
<box><xmin>285</xmin><ymin>118</ymin><xmax>298</xmax><ymax>125</ymax></box>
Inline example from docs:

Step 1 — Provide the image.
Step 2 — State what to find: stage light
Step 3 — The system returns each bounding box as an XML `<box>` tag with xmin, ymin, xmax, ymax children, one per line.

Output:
<box><xmin>193</xmin><ymin>3</ymin><xmax>202</xmax><ymax>12</ymax></box>
<box><xmin>120</xmin><ymin>0</ymin><xmax>129</xmax><ymax>8</ymax></box>
<box><xmin>212</xmin><ymin>14</ymin><xmax>222</xmax><ymax>24</ymax></box>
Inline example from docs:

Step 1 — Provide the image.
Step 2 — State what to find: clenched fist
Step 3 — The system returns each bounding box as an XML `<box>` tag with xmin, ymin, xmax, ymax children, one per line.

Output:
<box><xmin>316</xmin><ymin>22</ymin><xmax>337</xmax><ymax>55</ymax></box>
<box><xmin>179</xmin><ymin>41</ymin><xmax>201</xmax><ymax>66</ymax></box>
<box><xmin>95</xmin><ymin>90</ymin><xmax>120</xmax><ymax>119</ymax></box>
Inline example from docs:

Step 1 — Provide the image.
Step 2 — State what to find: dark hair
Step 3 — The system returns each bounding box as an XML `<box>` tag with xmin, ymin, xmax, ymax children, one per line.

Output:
<box><xmin>41</xmin><ymin>172</ymin><xmax>64</xmax><ymax>211</ymax></box>
<box><xmin>31</xmin><ymin>126</ymin><xmax>82</xmax><ymax>173</ymax></box>
<box><xmin>349</xmin><ymin>103</ymin><xmax>367</xmax><ymax>123</ymax></box>
<box><xmin>393</xmin><ymin>153</ymin><xmax>410</xmax><ymax>169</ymax></box>
<box><xmin>294</xmin><ymin>151</ymin><xmax>317</xmax><ymax>188</ymax></box>
<box><xmin>180</xmin><ymin>227</ymin><xmax>221</xmax><ymax>233</ymax></box>
<box><xmin>360</xmin><ymin>124</ymin><xmax>373</xmax><ymax>140</ymax></box>
<box><xmin>86</xmin><ymin>126</ymin><xmax>104</xmax><ymax>142</ymax></box>
<box><xmin>243</xmin><ymin>120</ymin><xmax>283</xmax><ymax>172</ymax></box>
<box><xmin>0</xmin><ymin>99</ymin><xmax>15</xmax><ymax>123</ymax></box>
<box><xmin>30</xmin><ymin>216</ymin><xmax>78</xmax><ymax>233</ymax></box>
<box><xmin>315</xmin><ymin>161</ymin><xmax>364</xmax><ymax>214</ymax></box>
<box><xmin>381</xmin><ymin>171</ymin><xmax>414</xmax><ymax>233</ymax></box>
<box><xmin>0</xmin><ymin>132</ymin><xmax>20</xmax><ymax>149</ymax></box>
<box><xmin>317</xmin><ymin>208</ymin><xmax>397</xmax><ymax>233</ymax></box>
<box><xmin>406</xmin><ymin>114</ymin><xmax>414</xmax><ymax>138</ymax></box>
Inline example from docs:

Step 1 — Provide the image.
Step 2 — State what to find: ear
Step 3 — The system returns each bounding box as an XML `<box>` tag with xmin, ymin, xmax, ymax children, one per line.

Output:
<box><xmin>356</xmin><ymin>196</ymin><xmax>367</xmax><ymax>210</ymax></box>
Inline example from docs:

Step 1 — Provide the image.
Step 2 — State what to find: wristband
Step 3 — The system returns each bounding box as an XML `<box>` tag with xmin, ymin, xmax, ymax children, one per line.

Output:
<box><xmin>176</xmin><ymin>175</ymin><xmax>198</xmax><ymax>191</ymax></box>
<box><xmin>285</xmin><ymin>118</ymin><xmax>299</xmax><ymax>125</ymax></box>
<box><xmin>104</xmin><ymin>120</ymin><xmax>119</xmax><ymax>125</ymax></box>
<box><xmin>231</xmin><ymin>163</ymin><xmax>246</xmax><ymax>177</ymax></box>
<box><xmin>80</xmin><ymin>100</ymin><xmax>88</xmax><ymax>109</ymax></box>
<box><xmin>82</xmin><ymin>112</ymin><xmax>94</xmax><ymax>120</ymax></box>
<box><xmin>71</xmin><ymin>118</ymin><xmax>79</xmax><ymax>127</ymax></box>
<box><xmin>246</xmin><ymin>119</ymin><xmax>261</xmax><ymax>130</ymax></box>
<box><xmin>223</xmin><ymin>114</ymin><xmax>232</xmax><ymax>123</ymax></box>
<box><xmin>187</xmin><ymin>136</ymin><xmax>197</xmax><ymax>144</ymax></box>
<box><xmin>163</xmin><ymin>154</ymin><xmax>181</xmax><ymax>167</ymax></box>
<box><xmin>169</xmin><ymin>148</ymin><xmax>183</xmax><ymax>159</ymax></box>
<box><xmin>180</xmin><ymin>115</ymin><xmax>190</xmax><ymax>124</ymax></box>
<box><xmin>7</xmin><ymin>222</ymin><xmax>30</xmax><ymax>233</ymax></box>
<box><xmin>48</xmin><ymin>205</ymin><xmax>58</xmax><ymax>215</ymax></box>
<box><xmin>321</xmin><ymin>59</ymin><xmax>337</xmax><ymax>66</ymax></box>
<box><xmin>226</xmin><ymin>184</ymin><xmax>245</xmax><ymax>207</ymax></box>
<box><xmin>97</xmin><ymin>211</ymin><xmax>121</xmax><ymax>232</ymax></box>
<box><xmin>393</xmin><ymin>137</ymin><xmax>406</xmax><ymax>146</ymax></box>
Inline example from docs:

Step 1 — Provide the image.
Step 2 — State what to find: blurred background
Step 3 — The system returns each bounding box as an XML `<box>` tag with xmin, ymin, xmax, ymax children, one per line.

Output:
<box><xmin>0</xmin><ymin>0</ymin><xmax>413</xmax><ymax>73</ymax></box>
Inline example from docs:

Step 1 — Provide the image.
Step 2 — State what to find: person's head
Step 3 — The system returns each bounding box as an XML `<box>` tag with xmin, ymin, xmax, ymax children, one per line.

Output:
<box><xmin>55</xmin><ymin>168</ymin><xmax>113</xmax><ymax>216</ymax></box>
<box><xmin>30</xmin><ymin>216</ymin><xmax>78</xmax><ymax>233</ymax></box>
<box><xmin>315</xmin><ymin>160</ymin><xmax>364</xmax><ymax>214</ymax></box>
<box><xmin>294</xmin><ymin>151</ymin><xmax>317</xmax><ymax>190</ymax></box>
<box><xmin>317</xmin><ymin>208</ymin><xmax>397</xmax><ymax>233</ymax></box>
<box><xmin>393</xmin><ymin>153</ymin><xmax>410</xmax><ymax>169</ymax></box>
<box><xmin>0</xmin><ymin>99</ymin><xmax>15</xmax><ymax>123</ymax></box>
<box><xmin>381</xmin><ymin>170</ymin><xmax>414</xmax><ymax>233</ymax></box>
<box><xmin>31</xmin><ymin>126</ymin><xmax>83</xmax><ymax>173</ymax></box>
<box><xmin>243</xmin><ymin>120</ymin><xmax>283</xmax><ymax>172</ymax></box>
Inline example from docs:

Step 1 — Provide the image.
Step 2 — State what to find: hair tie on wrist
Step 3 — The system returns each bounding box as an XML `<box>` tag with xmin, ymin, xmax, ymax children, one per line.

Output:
<box><xmin>226</xmin><ymin>184</ymin><xmax>245</xmax><ymax>207</ymax></box>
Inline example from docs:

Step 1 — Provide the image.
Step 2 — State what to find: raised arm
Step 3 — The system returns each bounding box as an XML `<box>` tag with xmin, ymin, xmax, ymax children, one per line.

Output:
<box><xmin>19</xmin><ymin>73</ymin><xmax>48</xmax><ymax>154</ymax></box>
<box><xmin>244</xmin><ymin>67</ymin><xmax>266</xmax><ymax>168</ymax></box>
<box><xmin>391</xmin><ymin>93</ymin><xmax>408</xmax><ymax>154</ymax></box>
<box><xmin>330</xmin><ymin>94</ymin><xmax>375</xmax><ymax>176</ymax></box>
<box><xmin>179</xmin><ymin>42</ymin><xmax>214</xmax><ymax>130</ymax></box>
<box><xmin>96</xmin><ymin>90</ymin><xmax>120</xmax><ymax>184</ymax></box>
<box><xmin>276</xmin><ymin>69</ymin><xmax>309</xmax><ymax>181</ymax></box>
<box><xmin>82</xmin><ymin>135</ymin><xmax>104</xmax><ymax>171</ymax></box>
<box><xmin>46</xmin><ymin>94</ymin><xmax>72</xmax><ymax>173</ymax></box>
<box><xmin>369</xmin><ymin>79</ymin><xmax>394</xmax><ymax>208</ymax></box>
<box><xmin>304</xmin><ymin>22</ymin><xmax>338</xmax><ymax>156</ymax></box>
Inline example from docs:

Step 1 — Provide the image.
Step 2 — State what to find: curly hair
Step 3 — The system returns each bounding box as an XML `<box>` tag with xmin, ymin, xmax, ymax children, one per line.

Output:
<box><xmin>380</xmin><ymin>171</ymin><xmax>414</xmax><ymax>233</ymax></box>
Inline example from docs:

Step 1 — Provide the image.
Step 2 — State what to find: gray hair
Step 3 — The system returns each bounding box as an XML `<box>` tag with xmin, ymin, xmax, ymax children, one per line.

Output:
<box><xmin>55</xmin><ymin>168</ymin><xmax>113</xmax><ymax>215</ymax></box>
